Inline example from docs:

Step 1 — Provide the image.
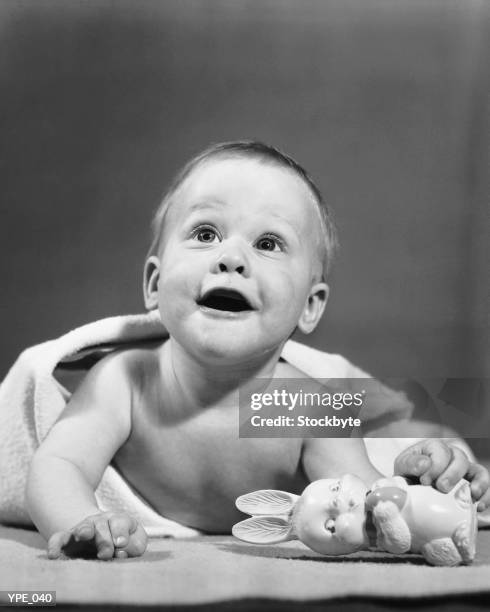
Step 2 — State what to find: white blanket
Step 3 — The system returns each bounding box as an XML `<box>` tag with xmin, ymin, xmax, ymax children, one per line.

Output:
<box><xmin>0</xmin><ymin>311</ymin><xmax>482</xmax><ymax>535</ymax></box>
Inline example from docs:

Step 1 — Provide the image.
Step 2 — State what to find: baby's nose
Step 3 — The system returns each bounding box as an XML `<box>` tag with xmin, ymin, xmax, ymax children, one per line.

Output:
<box><xmin>217</xmin><ymin>256</ymin><xmax>244</xmax><ymax>274</ymax></box>
<box><xmin>211</xmin><ymin>243</ymin><xmax>249</xmax><ymax>276</ymax></box>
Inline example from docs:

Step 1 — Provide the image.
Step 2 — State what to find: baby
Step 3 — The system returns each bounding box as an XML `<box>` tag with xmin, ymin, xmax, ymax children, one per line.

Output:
<box><xmin>26</xmin><ymin>141</ymin><xmax>489</xmax><ymax>559</ymax></box>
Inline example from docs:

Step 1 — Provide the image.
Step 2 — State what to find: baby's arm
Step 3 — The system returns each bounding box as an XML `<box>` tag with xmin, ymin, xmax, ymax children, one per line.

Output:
<box><xmin>302</xmin><ymin>438</ymin><xmax>382</xmax><ymax>484</ymax></box>
<box><xmin>26</xmin><ymin>352</ymin><xmax>145</xmax><ymax>559</ymax></box>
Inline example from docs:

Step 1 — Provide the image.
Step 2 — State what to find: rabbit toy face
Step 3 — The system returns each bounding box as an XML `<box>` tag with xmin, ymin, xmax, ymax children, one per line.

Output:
<box><xmin>294</xmin><ymin>475</ymin><xmax>370</xmax><ymax>554</ymax></box>
<box><xmin>232</xmin><ymin>474</ymin><xmax>370</xmax><ymax>555</ymax></box>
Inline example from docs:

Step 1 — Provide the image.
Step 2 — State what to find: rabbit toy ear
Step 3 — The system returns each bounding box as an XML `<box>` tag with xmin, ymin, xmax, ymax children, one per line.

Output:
<box><xmin>236</xmin><ymin>490</ymin><xmax>300</xmax><ymax>516</ymax></box>
<box><xmin>232</xmin><ymin>516</ymin><xmax>294</xmax><ymax>544</ymax></box>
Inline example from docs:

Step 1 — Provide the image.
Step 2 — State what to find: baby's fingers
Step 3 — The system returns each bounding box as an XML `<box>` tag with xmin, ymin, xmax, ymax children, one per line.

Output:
<box><xmin>47</xmin><ymin>531</ymin><xmax>72</xmax><ymax>559</ymax></box>
<box><xmin>415</xmin><ymin>440</ymin><xmax>455</xmax><ymax>486</ymax></box>
<box><xmin>117</xmin><ymin>524</ymin><xmax>148</xmax><ymax>559</ymax></box>
<box><xmin>466</xmin><ymin>462</ymin><xmax>490</xmax><ymax>503</ymax></box>
<box><xmin>72</xmin><ymin>519</ymin><xmax>96</xmax><ymax>542</ymax></box>
<box><xmin>93</xmin><ymin>518</ymin><xmax>115</xmax><ymax>560</ymax></box>
<box><xmin>109</xmin><ymin>514</ymin><xmax>137</xmax><ymax>550</ymax></box>
<box><xmin>394</xmin><ymin>452</ymin><xmax>431</xmax><ymax>480</ymax></box>
<box><xmin>433</xmin><ymin>446</ymin><xmax>470</xmax><ymax>493</ymax></box>
<box><xmin>477</xmin><ymin>488</ymin><xmax>490</xmax><ymax>512</ymax></box>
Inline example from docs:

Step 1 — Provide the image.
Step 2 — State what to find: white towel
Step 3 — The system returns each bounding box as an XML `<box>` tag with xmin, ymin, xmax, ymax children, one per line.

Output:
<box><xmin>0</xmin><ymin>311</ymin><xmax>483</xmax><ymax>535</ymax></box>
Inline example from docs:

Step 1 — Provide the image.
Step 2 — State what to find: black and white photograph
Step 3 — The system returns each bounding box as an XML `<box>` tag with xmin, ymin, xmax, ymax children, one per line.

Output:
<box><xmin>0</xmin><ymin>1</ymin><xmax>489</xmax><ymax>610</ymax></box>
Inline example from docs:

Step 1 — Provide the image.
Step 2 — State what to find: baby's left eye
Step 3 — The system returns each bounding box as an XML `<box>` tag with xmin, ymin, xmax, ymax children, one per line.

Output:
<box><xmin>255</xmin><ymin>235</ymin><xmax>283</xmax><ymax>252</ymax></box>
<box><xmin>330</xmin><ymin>482</ymin><xmax>341</xmax><ymax>492</ymax></box>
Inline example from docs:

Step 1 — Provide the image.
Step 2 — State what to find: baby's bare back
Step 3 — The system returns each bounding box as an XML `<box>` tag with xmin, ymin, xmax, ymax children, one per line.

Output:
<box><xmin>113</xmin><ymin>348</ymin><xmax>307</xmax><ymax>533</ymax></box>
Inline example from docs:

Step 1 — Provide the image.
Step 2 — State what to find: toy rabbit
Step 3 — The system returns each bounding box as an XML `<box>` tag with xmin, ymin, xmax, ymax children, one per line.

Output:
<box><xmin>232</xmin><ymin>474</ymin><xmax>477</xmax><ymax>566</ymax></box>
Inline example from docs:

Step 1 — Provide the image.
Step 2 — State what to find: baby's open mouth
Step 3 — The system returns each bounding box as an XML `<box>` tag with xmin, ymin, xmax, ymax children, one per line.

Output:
<box><xmin>197</xmin><ymin>288</ymin><xmax>253</xmax><ymax>312</ymax></box>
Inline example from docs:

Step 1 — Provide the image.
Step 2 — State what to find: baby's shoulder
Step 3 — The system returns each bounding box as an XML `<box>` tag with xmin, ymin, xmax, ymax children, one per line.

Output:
<box><xmin>82</xmin><ymin>340</ymin><xmax>165</xmax><ymax>398</ymax></box>
<box><xmin>105</xmin><ymin>340</ymin><xmax>164</xmax><ymax>385</ymax></box>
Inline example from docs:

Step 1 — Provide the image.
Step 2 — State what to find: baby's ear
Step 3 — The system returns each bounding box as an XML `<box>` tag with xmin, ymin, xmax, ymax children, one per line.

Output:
<box><xmin>297</xmin><ymin>282</ymin><xmax>329</xmax><ymax>334</ymax></box>
<box><xmin>143</xmin><ymin>256</ymin><xmax>160</xmax><ymax>310</ymax></box>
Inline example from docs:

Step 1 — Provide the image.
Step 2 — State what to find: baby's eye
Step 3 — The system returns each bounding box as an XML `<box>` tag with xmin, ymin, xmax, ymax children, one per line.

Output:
<box><xmin>330</xmin><ymin>481</ymin><xmax>341</xmax><ymax>492</ymax></box>
<box><xmin>255</xmin><ymin>234</ymin><xmax>283</xmax><ymax>252</ymax></box>
<box><xmin>192</xmin><ymin>226</ymin><xmax>220</xmax><ymax>243</ymax></box>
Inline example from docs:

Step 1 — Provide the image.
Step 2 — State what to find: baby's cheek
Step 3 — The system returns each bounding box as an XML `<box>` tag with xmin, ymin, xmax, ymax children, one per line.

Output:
<box><xmin>267</xmin><ymin>270</ymin><xmax>307</xmax><ymax>310</ymax></box>
<box><xmin>159</xmin><ymin>273</ymin><xmax>193</xmax><ymax>319</ymax></box>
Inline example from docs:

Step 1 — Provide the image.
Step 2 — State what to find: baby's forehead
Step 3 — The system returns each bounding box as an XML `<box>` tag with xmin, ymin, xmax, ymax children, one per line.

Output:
<box><xmin>174</xmin><ymin>155</ymin><xmax>319</xmax><ymax>218</ymax></box>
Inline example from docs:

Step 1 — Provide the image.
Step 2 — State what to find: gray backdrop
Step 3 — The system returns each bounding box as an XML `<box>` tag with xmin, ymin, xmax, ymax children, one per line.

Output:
<box><xmin>1</xmin><ymin>1</ymin><xmax>489</xmax><ymax>450</ymax></box>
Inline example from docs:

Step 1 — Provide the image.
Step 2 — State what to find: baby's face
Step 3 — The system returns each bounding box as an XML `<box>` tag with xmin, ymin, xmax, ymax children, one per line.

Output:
<box><xmin>146</xmin><ymin>157</ymin><xmax>328</xmax><ymax>364</ymax></box>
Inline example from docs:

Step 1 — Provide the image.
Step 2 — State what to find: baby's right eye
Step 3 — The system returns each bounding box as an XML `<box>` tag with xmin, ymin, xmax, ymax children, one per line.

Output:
<box><xmin>191</xmin><ymin>226</ymin><xmax>220</xmax><ymax>243</ymax></box>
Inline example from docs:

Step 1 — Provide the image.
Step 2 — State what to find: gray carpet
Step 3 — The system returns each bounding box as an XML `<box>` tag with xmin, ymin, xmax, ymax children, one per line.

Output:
<box><xmin>1</xmin><ymin>526</ymin><xmax>490</xmax><ymax>606</ymax></box>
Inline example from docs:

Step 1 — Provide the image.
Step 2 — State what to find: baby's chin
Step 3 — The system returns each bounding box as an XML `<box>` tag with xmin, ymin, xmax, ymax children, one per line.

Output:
<box><xmin>197</xmin><ymin>339</ymin><xmax>274</xmax><ymax>366</ymax></box>
<box><xmin>180</xmin><ymin>328</ymin><xmax>280</xmax><ymax>368</ymax></box>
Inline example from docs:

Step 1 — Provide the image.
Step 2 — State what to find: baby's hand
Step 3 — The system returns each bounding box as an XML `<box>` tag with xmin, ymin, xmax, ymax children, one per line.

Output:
<box><xmin>393</xmin><ymin>439</ymin><xmax>490</xmax><ymax>509</ymax></box>
<box><xmin>47</xmin><ymin>512</ymin><xmax>148</xmax><ymax>560</ymax></box>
